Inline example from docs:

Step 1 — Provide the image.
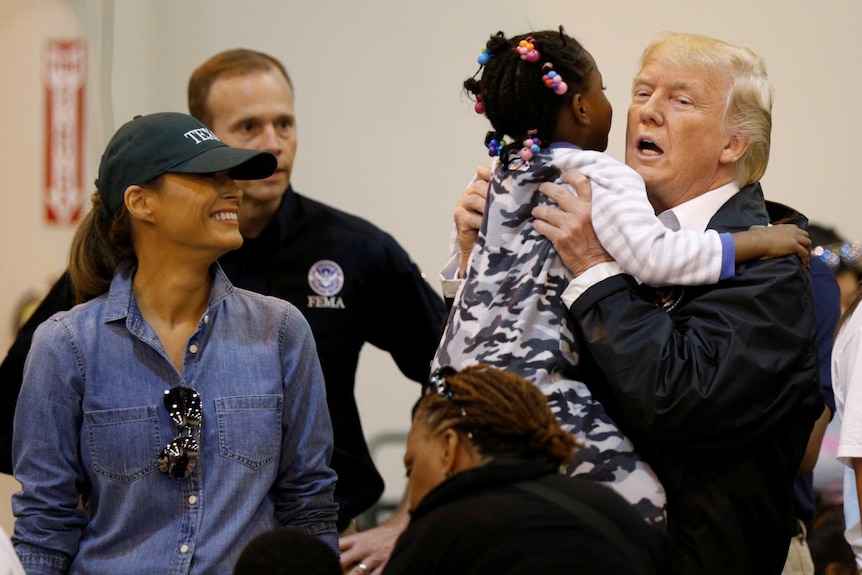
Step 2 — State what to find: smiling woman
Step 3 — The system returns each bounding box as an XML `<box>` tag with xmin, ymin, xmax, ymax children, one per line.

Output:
<box><xmin>133</xmin><ymin>171</ymin><xmax>245</xmax><ymax>271</ymax></box>
<box><xmin>10</xmin><ymin>113</ymin><xmax>341</xmax><ymax>573</ymax></box>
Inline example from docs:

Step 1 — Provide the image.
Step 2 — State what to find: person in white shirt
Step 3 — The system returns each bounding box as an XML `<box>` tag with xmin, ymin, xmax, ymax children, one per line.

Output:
<box><xmin>832</xmin><ymin>288</ymin><xmax>862</xmax><ymax>570</ymax></box>
<box><xmin>0</xmin><ymin>526</ymin><xmax>24</xmax><ymax>575</ymax></box>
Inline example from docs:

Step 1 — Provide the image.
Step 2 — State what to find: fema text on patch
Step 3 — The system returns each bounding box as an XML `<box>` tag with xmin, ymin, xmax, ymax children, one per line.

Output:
<box><xmin>307</xmin><ymin>296</ymin><xmax>346</xmax><ymax>309</ymax></box>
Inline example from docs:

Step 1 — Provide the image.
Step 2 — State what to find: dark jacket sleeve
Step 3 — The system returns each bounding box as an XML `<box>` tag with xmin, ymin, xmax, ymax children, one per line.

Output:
<box><xmin>568</xmin><ymin>251</ymin><xmax>821</xmax><ymax>450</ymax></box>
<box><xmin>362</xmin><ymin>233</ymin><xmax>446</xmax><ymax>383</ymax></box>
<box><xmin>0</xmin><ymin>272</ymin><xmax>75</xmax><ymax>474</ymax></box>
<box><xmin>809</xmin><ymin>256</ymin><xmax>840</xmax><ymax>414</ymax></box>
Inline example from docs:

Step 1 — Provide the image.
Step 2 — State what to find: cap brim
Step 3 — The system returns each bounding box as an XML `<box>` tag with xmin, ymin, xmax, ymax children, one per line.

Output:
<box><xmin>169</xmin><ymin>146</ymin><xmax>277</xmax><ymax>180</ymax></box>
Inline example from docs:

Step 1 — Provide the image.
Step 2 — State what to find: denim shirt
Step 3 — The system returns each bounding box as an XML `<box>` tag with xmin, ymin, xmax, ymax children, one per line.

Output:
<box><xmin>12</xmin><ymin>264</ymin><xmax>338</xmax><ymax>574</ymax></box>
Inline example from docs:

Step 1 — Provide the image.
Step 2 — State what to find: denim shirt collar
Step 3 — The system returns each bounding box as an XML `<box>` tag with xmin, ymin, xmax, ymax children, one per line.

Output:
<box><xmin>103</xmin><ymin>262</ymin><xmax>234</xmax><ymax>326</ymax></box>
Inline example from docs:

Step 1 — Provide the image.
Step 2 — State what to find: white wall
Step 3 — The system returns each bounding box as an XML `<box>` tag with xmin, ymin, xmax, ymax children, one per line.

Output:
<box><xmin>2</xmin><ymin>0</ymin><xmax>862</xmax><ymax>526</ymax></box>
<box><xmin>0</xmin><ymin>0</ymin><xmax>98</xmax><ymax>535</ymax></box>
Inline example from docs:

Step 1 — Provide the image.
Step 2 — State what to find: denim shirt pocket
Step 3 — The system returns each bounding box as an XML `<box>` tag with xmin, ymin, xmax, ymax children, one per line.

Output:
<box><xmin>85</xmin><ymin>405</ymin><xmax>161</xmax><ymax>483</ymax></box>
<box><xmin>215</xmin><ymin>395</ymin><xmax>282</xmax><ymax>470</ymax></box>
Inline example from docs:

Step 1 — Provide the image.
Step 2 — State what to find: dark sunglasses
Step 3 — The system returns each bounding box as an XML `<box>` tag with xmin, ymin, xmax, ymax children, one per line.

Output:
<box><xmin>424</xmin><ymin>366</ymin><xmax>466</xmax><ymax>417</ymax></box>
<box><xmin>158</xmin><ymin>387</ymin><xmax>202</xmax><ymax>479</ymax></box>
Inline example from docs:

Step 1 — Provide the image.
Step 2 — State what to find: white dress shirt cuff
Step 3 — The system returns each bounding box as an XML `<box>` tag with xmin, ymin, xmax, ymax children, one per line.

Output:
<box><xmin>561</xmin><ymin>261</ymin><xmax>625</xmax><ymax>308</ymax></box>
<box><xmin>440</xmin><ymin>254</ymin><xmax>462</xmax><ymax>299</ymax></box>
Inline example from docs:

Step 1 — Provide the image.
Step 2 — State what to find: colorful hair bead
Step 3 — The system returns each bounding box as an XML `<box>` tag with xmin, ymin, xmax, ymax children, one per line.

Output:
<box><xmin>541</xmin><ymin>62</ymin><xmax>568</xmax><ymax>95</ymax></box>
<box><xmin>478</xmin><ymin>47</ymin><xmax>492</xmax><ymax>66</ymax></box>
<box><xmin>516</xmin><ymin>37</ymin><xmax>540</xmax><ymax>63</ymax></box>
<box><xmin>518</xmin><ymin>135</ymin><xmax>541</xmax><ymax>161</ymax></box>
<box><xmin>487</xmin><ymin>138</ymin><xmax>506</xmax><ymax>157</ymax></box>
<box><xmin>474</xmin><ymin>93</ymin><xmax>485</xmax><ymax>115</ymax></box>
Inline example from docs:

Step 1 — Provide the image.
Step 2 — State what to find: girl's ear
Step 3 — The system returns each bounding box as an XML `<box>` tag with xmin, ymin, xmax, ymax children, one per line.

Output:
<box><xmin>124</xmin><ymin>185</ymin><xmax>155</xmax><ymax>223</ymax></box>
<box><xmin>572</xmin><ymin>93</ymin><xmax>590</xmax><ymax>125</ymax></box>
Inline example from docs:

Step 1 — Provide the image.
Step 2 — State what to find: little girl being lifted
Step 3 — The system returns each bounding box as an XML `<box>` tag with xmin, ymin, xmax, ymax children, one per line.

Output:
<box><xmin>435</xmin><ymin>27</ymin><xmax>808</xmax><ymax>525</ymax></box>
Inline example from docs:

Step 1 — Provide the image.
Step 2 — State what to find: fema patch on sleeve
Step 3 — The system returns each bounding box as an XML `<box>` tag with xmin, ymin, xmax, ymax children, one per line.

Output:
<box><xmin>308</xmin><ymin>260</ymin><xmax>344</xmax><ymax>297</ymax></box>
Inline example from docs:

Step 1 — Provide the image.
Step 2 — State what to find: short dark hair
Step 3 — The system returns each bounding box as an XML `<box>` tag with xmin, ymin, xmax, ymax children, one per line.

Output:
<box><xmin>233</xmin><ymin>527</ymin><xmax>340</xmax><ymax>575</ymax></box>
<box><xmin>188</xmin><ymin>48</ymin><xmax>293</xmax><ymax>127</ymax></box>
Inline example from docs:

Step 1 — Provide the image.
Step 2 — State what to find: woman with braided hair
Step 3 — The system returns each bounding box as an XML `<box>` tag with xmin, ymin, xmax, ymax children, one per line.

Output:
<box><xmin>382</xmin><ymin>365</ymin><xmax>671</xmax><ymax>575</ymax></box>
<box><xmin>435</xmin><ymin>27</ymin><xmax>810</xmax><ymax>525</ymax></box>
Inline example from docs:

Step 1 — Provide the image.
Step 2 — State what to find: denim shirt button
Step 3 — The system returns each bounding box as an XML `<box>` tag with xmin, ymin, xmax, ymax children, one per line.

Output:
<box><xmin>203</xmin><ymin>315</ymin><xmax>209</xmax><ymax>324</ymax></box>
<box><xmin>188</xmin><ymin>495</ymin><xmax>197</xmax><ymax>505</ymax></box>
<box><xmin>180</xmin><ymin>544</ymin><xmax>189</xmax><ymax>554</ymax></box>
<box><xmin>189</xmin><ymin>344</ymin><xmax>199</xmax><ymax>354</ymax></box>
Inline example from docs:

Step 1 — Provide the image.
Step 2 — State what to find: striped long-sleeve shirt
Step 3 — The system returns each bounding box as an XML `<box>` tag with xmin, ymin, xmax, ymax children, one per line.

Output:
<box><xmin>435</xmin><ymin>143</ymin><xmax>734</xmax><ymax>526</ymax></box>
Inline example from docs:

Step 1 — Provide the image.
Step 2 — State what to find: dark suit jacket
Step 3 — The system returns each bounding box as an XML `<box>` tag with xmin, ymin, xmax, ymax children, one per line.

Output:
<box><xmin>568</xmin><ymin>183</ymin><xmax>824</xmax><ymax>575</ymax></box>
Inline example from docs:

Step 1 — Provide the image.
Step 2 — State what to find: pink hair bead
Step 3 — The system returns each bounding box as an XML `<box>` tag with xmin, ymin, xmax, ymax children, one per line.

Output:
<box><xmin>517</xmin><ymin>38</ymin><xmax>540</xmax><ymax>62</ymax></box>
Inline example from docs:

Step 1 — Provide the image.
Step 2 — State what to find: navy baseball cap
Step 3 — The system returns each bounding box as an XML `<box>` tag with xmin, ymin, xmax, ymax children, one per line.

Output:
<box><xmin>95</xmin><ymin>112</ymin><xmax>277</xmax><ymax>215</ymax></box>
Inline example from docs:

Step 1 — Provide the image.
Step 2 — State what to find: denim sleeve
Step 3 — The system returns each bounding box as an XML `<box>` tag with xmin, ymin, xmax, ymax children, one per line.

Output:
<box><xmin>0</xmin><ymin>271</ymin><xmax>75</xmax><ymax>475</ymax></box>
<box><xmin>273</xmin><ymin>303</ymin><xmax>339</xmax><ymax>552</ymax></box>
<box><xmin>12</xmin><ymin>318</ymin><xmax>88</xmax><ymax>573</ymax></box>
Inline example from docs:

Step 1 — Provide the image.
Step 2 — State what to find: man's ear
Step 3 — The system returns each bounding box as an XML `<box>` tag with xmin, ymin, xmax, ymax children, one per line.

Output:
<box><xmin>572</xmin><ymin>93</ymin><xmax>590</xmax><ymax>125</ymax></box>
<box><xmin>124</xmin><ymin>185</ymin><xmax>155</xmax><ymax>222</ymax></box>
<box><xmin>719</xmin><ymin>133</ymin><xmax>750</xmax><ymax>166</ymax></box>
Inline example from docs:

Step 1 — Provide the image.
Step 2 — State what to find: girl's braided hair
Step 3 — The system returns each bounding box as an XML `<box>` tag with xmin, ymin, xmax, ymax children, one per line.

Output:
<box><xmin>464</xmin><ymin>27</ymin><xmax>593</xmax><ymax>161</ymax></box>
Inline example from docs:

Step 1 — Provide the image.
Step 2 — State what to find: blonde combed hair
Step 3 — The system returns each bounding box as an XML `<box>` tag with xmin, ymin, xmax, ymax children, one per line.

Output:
<box><xmin>640</xmin><ymin>33</ymin><xmax>773</xmax><ymax>186</ymax></box>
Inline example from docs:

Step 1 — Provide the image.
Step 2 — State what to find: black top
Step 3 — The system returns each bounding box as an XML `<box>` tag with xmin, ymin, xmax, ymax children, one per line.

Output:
<box><xmin>569</xmin><ymin>184</ymin><xmax>825</xmax><ymax>574</ymax></box>
<box><xmin>793</xmin><ymin>255</ymin><xmax>839</xmax><ymax>523</ymax></box>
<box><xmin>383</xmin><ymin>459</ymin><xmax>672</xmax><ymax>575</ymax></box>
<box><xmin>0</xmin><ymin>187</ymin><xmax>446</xmax><ymax>530</ymax></box>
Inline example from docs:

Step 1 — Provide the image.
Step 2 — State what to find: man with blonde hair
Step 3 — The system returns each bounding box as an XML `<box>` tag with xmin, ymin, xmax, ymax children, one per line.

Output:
<box><xmin>342</xmin><ymin>33</ymin><xmax>820</xmax><ymax>575</ymax></box>
<box><xmin>527</xmin><ymin>33</ymin><xmax>823</xmax><ymax>574</ymax></box>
